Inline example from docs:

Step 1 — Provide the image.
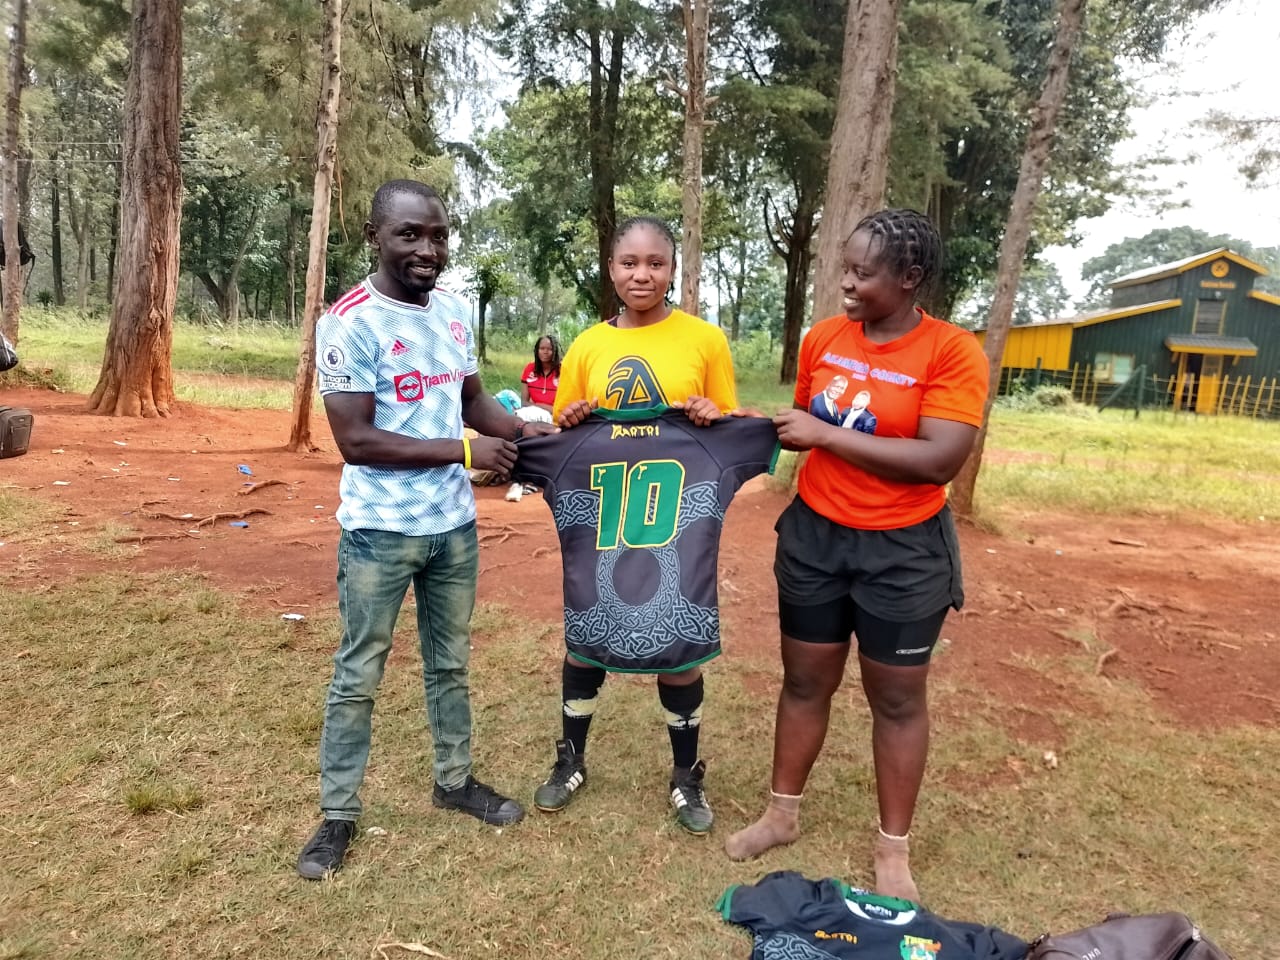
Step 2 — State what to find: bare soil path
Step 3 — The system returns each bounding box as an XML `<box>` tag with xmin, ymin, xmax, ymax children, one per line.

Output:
<box><xmin>3</xmin><ymin>386</ymin><xmax>1275</xmax><ymax>737</ymax></box>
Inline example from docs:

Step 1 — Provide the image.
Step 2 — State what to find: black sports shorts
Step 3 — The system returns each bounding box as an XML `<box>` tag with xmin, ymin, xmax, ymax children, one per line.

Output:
<box><xmin>774</xmin><ymin>496</ymin><xmax>964</xmax><ymax>665</ymax></box>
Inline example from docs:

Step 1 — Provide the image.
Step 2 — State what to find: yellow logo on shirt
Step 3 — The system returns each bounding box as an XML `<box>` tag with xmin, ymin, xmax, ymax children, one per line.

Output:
<box><xmin>610</xmin><ymin>424</ymin><xmax>661</xmax><ymax>440</ymax></box>
<box><xmin>815</xmin><ymin>930</ymin><xmax>858</xmax><ymax>943</ymax></box>
<box><xmin>605</xmin><ymin>357</ymin><xmax>668</xmax><ymax>409</ymax></box>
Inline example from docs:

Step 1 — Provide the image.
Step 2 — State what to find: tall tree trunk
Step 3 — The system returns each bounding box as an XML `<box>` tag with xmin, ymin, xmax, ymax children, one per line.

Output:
<box><xmin>87</xmin><ymin>0</ymin><xmax>182</xmax><ymax>417</ymax></box>
<box><xmin>477</xmin><ymin>294</ymin><xmax>489</xmax><ymax>362</ymax></box>
<box><xmin>226</xmin><ymin>197</ymin><xmax>260</xmax><ymax>332</ymax></box>
<box><xmin>810</xmin><ymin>0</ymin><xmax>903</xmax><ymax>325</ymax></box>
<box><xmin>732</xmin><ymin>235</ymin><xmax>747</xmax><ymax>341</ymax></box>
<box><xmin>537</xmin><ymin>283</ymin><xmax>549</xmax><ymax>336</ymax></box>
<box><xmin>950</xmin><ymin>0</ymin><xmax>1087</xmax><ymax>517</ymax></box>
<box><xmin>106</xmin><ymin>186</ymin><xmax>120</xmax><ymax>303</ymax></box>
<box><xmin>66</xmin><ymin>176</ymin><xmax>91</xmax><ymax>309</ymax></box>
<box><xmin>51</xmin><ymin>162</ymin><xmax>65</xmax><ymax>305</ymax></box>
<box><xmin>771</xmin><ymin>188</ymin><xmax>818</xmax><ymax>385</ymax></box>
<box><xmin>587</xmin><ymin>8</ymin><xmax>623</xmax><ymax>321</ymax></box>
<box><xmin>288</xmin><ymin>0</ymin><xmax>342</xmax><ymax>452</ymax></box>
<box><xmin>1</xmin><ymin>0</ymin><xmax>28</xmax><ymax>344</ymax></box>
<box><xmin>284</xmin><ymin>181</ymin><xmax>298</xmax><ymax>326</ymax></box>
<box><xmin>678</xmin><ymin>0</ymin><xmax>711</xmax><ymax>314</ymax></box>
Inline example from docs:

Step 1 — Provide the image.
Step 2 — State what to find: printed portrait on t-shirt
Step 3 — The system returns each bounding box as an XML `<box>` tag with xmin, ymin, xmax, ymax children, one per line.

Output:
<box><xmin>840</xmin><ymin>388</ymin><xmax>878</xmax><ymax>435</ymax></box>
<box><xmin>809</xmin><ymin>373</ymin><xmax>850</xmax><ymax>425</ymax></box>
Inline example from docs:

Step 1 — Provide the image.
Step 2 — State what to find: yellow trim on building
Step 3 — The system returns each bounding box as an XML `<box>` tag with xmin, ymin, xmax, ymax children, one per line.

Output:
<box><xmin>1071</xmin><ymin>299</ymin><xmax>1181</xmax><ymax>328</ymax></box>
<box><xmin>1248</xmin><ymin>289</ymin><xmax>1280</xmax><ymax>306</ymax></box>
<box><xmin>1111</xmin><ymin>251</ymin><xmax>1268</xmax><ymax>288</ymax></box>
<box><xmin>1166</xmin><ymin>344</ymin><xmax>1258</xmax><ymax>357</ymax></box>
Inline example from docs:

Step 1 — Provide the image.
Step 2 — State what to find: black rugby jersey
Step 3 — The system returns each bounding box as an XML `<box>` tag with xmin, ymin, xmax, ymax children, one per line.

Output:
<box><xmin>719</xmin><ymin>872</ymin><xmax>1027</xmax><ymax>960</ymax></box>
<box><xmin>514</xmin><ymin>408</ymin><xmax>778</xmax><ymax>672</ymax></box>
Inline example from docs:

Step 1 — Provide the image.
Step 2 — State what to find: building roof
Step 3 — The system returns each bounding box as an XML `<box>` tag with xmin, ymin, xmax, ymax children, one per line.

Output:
<box><xmin>1164</xmin><ymin>334</ymin><xmax>1258</xmax><ymax>357</ymax></box>
<box><xmin>973</xmin><ymin>298</ymin><xmax>1180</xmax><ymax>334</ymax></box>
<box><xmin>1109</xmin><ymin>248</ymin><xmax>1269</xmax><ymax>289</ymax></box>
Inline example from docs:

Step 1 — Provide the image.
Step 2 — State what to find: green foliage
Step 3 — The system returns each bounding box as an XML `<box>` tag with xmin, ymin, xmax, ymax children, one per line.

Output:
<box><xmin>484</xmin><ymin>82</ymin><xmax>681</xmax><ymax>315</ymax></box>
<box><xmin>1079</xmin><ymin>227</ymin><xmax>1280</xmax><ymax>306</ymax></box>
<box><xmin>930</xmin><ymin>0</ymin><xmax>1229</xmax><ymax>316</ymax></box>
<box><xmin>993</xmin><ymin>382</ymin><xmax>1093</xmax><ymax>414</ymax></box>
<box><xmin>956</xmin><ymin>261</ymin><xmax>1071</xmax><ymax>327</ymax></box>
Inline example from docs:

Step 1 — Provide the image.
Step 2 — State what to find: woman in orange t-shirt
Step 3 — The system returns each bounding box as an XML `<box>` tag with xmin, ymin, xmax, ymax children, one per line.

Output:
<box><xmin>725</xmin><ymin>209</ymin><xmax>989</xmax><ymax>903</ymax></box>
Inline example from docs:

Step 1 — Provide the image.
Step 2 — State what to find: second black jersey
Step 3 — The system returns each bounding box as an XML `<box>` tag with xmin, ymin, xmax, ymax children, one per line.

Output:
<box><xmin>514</xmin><ymin>409</ymin><xmax>779</xmax><ymax>672</ymax></box>
<box><xmin>719</xmin><ymin>871</ymin><xmax>1028</xmax><ymax>960</ymax></box>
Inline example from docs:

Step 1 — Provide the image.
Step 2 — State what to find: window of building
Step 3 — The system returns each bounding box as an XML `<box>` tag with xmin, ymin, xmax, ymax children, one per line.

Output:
<box><xmin>1194</xmin><ymin>299</ymin><xmax>1225</xmax><ymax>334</ymax></box>
<box><xmin>1094</xmin><ymin>352</ymin><xmax>1134</xmax><ymax>383</ymax></box>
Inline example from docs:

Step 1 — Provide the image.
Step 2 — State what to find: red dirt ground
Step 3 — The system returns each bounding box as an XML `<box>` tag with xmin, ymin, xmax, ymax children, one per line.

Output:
<box><xmin>2</xmin><ymin>387</ymin><xmax>1276</xmax><ymax>739</ymax></box>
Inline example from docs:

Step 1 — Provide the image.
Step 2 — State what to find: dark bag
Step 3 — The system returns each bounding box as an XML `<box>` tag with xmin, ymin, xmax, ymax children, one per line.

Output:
<box><xmin>0</xmin><ymin>333</ymin><xmax>16</xmax><ymax>372</ymax></box>
<box><xmin>0</xmin><ymin>405</ymin><xmax>33</xmax><ymax>459</ymax></box>
<box><xmin>1029</xmin><ymin>913</ymin><xmax>1232</xmax><ymax>960</ymax></box>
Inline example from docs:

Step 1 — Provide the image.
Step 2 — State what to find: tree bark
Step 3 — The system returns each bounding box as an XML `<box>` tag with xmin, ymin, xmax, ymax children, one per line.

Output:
<box><xmin>87</xmin><ymin>0</ymin><xmax>182</xmax><ymax>417</ymax></box>
<box><xmin>288</xmin><ymin>0</ymin><xmax>342</xmax><ymax>452</ymax></box>
<box><xmin>284</xmin><ymin>181</ymin><xmax>298</xmax><ymax>326</ymax></box>
<box><xmin>770</xmin><ymin>187</ymin><xmax>818</xmax><ymax>385</ymax></box>
<box><xmin>810</xmin><ymin>0</ymin><xmax>903</xmax><ymax>326</ymax></box>
<box><xmin>587</xmin><ymin>5</ymin><xmax>624</xmax><ymax>321</ymax></box>
<box><xmin>2</xmin><ymin>0</ymin><xmax>28</xmax><ymax>344</ymax></box>
<box><xmin>51</xmin><ymin>162</ymin><xmax>65</xmax><ymax>305</ymax></box>
<box><xmin>678</xmin><ymin>0</ymin><xmax>711</xmax><ymax>315</ymax></box>
<box><xmin>106</xmin><ymin>185</ymin><xmax>120</xmax><ymax>303</ymax></box>
<box><xmin>949</xmin><ymin>0</ymin><xmax>1087</xmax><ymax>518</ymax></box>
<box><xmin>477</xmin><ymin>294</ymin><xmax>489</xmax><ymax>363</ymax></box>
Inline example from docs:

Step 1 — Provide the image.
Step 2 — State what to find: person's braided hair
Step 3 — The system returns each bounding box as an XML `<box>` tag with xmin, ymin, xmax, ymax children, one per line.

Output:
<box><xmin>611</xmin><ymin>215</ymin><xmax>677</xmax><ymax>259</ymax></box>
<box><xmin>850</xmin><ymin>209</ymin><xmax>943</xmax><ymax>301</ymax></box>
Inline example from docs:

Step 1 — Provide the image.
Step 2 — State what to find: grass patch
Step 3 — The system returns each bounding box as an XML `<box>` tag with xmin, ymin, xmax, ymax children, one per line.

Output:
<box><xmin>979</xmin><ymin>408</ymin><xmax>1280</xmax><ymax>523</ymax></box>
<box><xmin>0</xmin><ymin>485</ymin><xmax>65</xmax><ymax>542</ymax></box>
<box><xmin>1</xmin><ymin>573</ymin><xmax>1275</xmax><ymax>958</ymax></box>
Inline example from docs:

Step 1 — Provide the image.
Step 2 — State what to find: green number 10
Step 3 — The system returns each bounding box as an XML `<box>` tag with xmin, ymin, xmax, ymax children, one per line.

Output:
<box><xmin>590</xmin><ymin>459</ymin><xmax>687</xmax><ymax>550</ymax></box>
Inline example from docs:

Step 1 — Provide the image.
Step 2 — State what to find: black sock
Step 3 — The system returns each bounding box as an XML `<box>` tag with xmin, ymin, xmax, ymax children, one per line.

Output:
<box><xmin>561</xmin><ymin>659</ymin><xmax>606</xmax><ymax>756</ymax></box>
<box><xmin>658</xmin><ymin>675</ymin><xmax>704</xmax><ymax>770</ymax></box>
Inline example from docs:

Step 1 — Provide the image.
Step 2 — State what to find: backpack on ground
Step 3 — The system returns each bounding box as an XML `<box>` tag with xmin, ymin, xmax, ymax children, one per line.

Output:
<box><xmin>1028</xmin><ymin>912</ymin><xmax>1232</xmax><ymax>960</ymax></box>
<box><xmin>0</xmin><ymin>332</ymin><xmax>17</xmax><ymax>372</ymax></box>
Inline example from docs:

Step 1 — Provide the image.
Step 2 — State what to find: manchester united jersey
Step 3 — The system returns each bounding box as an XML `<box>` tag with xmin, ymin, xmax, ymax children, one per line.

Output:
<box><xmin>514</xmin><ymin>409</ymin><xmax>779</xmax><ymax>672</ymax></box>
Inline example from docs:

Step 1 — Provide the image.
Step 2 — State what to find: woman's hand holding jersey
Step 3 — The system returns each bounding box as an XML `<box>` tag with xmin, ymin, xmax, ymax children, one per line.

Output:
<box><xmin>556</xmin><ymin>398</ymin><xmax>599</xmax><ymax>429</ymax></box>
<box><xmin>669</xmin><ymin>395</ymin><xmax>722</xmax><ymax>426</ymax></box>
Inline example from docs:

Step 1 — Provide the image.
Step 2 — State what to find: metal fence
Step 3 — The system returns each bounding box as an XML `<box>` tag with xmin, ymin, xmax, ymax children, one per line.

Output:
<box><xmin>995</xmin><ymin>363</ymin><xmax>1280</xmax><ymax>419</ymax></box>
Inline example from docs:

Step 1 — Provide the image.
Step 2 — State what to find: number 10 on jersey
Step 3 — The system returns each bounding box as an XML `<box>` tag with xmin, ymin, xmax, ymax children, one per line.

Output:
<box><xmin>591</xmin><ymin>459</ymin><xmax>686</xmax><ymax>550</ymax></box>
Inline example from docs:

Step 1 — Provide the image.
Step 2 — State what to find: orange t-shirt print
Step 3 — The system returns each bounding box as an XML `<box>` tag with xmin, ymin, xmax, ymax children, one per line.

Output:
<box><xmin>794</xmin><ymin>310</ymin><xmax>989</xmax><ymax>531</ymax></box>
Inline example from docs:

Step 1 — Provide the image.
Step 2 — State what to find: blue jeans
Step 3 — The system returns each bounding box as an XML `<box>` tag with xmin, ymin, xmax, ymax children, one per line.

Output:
<box><xmin>319</xmin><ymin>523</ymin><xmax>478</xmax><ymax>820</ymax></box>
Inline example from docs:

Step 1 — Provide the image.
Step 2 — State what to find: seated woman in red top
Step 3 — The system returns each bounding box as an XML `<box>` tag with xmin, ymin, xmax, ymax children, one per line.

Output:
<box><xmin>521</xmin><ymin>335</ymin><xmax>561</xmax><ymax>412</ymax></box>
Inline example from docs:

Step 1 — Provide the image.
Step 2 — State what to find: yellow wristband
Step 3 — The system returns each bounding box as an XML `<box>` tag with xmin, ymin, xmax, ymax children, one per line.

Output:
<box><xmin>462</xmin><ymin>437</ymin><xmax>472</xmax><ymax>470</ymax></box>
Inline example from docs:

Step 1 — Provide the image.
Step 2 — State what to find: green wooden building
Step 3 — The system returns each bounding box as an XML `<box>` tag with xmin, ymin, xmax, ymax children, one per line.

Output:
<box><xmin>979</xmin><ymin>248</ymin><xmax>1280</xmax><ymax>414</ymax></box>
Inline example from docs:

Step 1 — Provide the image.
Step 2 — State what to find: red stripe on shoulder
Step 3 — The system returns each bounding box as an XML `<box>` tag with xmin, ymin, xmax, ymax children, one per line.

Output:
<box><xmin>330</xmin><ymin>283</ymin><xmax>369</xmax><ymax>314</ymax></box>
<box><xmin>333</xmin><ymin>289</ymin><xmax>372</xmax><ymax>317</ymax></box>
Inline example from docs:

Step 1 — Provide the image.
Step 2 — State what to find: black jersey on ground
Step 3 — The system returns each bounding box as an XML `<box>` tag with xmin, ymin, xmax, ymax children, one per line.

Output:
<box><xmin>514</xmin><ymin>408</ymin><xmax>779</xmax><ymax>672</ymax></box>
<box><xmin>718</xmin><ymin>871</ymin><xmax>1028</xmax><ymax>960</ymax></box>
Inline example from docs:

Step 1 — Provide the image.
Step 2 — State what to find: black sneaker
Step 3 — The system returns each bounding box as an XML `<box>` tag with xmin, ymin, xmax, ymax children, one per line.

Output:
<box><xmin>533</xmin><ymin>739</ymin><xmax>588</xmax><ymax>812</ymax></box>
<box><xmin>670</xmin><ymin>759</ymin><xmax>713</xmax><ymax>835</ymax></box>
<box><xmin>296</xmin><ymin>818</ymin><xmax>356</xmax><ymax>880</ymax></box>
<box><xmin>432</xmin><ymin>775</ymin><xmax>525</xmax><ymax>826</ymax></box>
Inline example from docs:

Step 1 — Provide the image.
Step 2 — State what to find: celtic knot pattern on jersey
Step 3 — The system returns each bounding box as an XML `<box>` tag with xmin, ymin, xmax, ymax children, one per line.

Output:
<box><xmin>757</xmin><ymin>932</ymin><xmax>834</xmax><ymax>960</ymax></box>
<box><xmin>558</xmin><ymin>481</ymin><xmax>724</xmax><ymax>663</ymax></box>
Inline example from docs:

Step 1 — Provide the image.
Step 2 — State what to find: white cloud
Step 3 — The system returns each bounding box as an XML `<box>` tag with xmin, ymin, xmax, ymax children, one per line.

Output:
<box><xmin>1043</xmin><ymin>0</ymin><xmax>1280</xmax><ymax>298</ymax></box>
